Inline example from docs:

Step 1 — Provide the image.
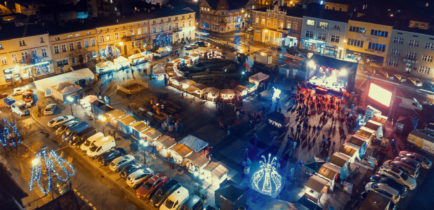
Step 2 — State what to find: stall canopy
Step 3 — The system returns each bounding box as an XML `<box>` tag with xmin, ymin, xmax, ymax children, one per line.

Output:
<box><xmin>329</xmin><ymin>152</ymin><xmax>350</xmax><ymax>168</ymax></box>
<box><xmin>346</xmin><ymin>135</ymin><xmax>366</xmax><ymax>148</ymax></box>
<box><xmin>249</xmin><ymin>72</ymin><xmax>269</xmax><ymax>85</ymax></box>
<box><xmin>80</xmin><ymin>95</ymin><xmax>99</xmax><ymax>107</ymax></box>
<box><xmin>104</xmin><ymin>109</ymin><xmax>126</xmax><ymax>121</ymax></box>
<box><xmin>169</xmin><ymin>77</ymin><xmax>185</xmax><ymax>86</ymax></box>
<box><xmin>204</xmin><ymin>161</ymin><xmax>228</xmax><ymax>181</ymax></box>
<box><xmin>234</xmin><ymin>85</ymin><xmax>248</xmax><ymax>96</ymax></box>
<box><xmin>96</xmin><ymin>61</ymin><xmax>115</xmax><ymax>74</ymax></box>
<box><xmin>185</xmin><ymin>152</ymin><xmax>210</xmax><ymax>169</ymax></box>
<box><xmin>305</xmin><ymin>174</ymin><xmax>329</xmax><ymax>194</ymax></box>
<box><xmin>143</xmin><ymin>128</ymin><xmax>162</xmax><ymax>141</ymax></box>
<box><xmin>128</xmin><ymin>53</ymin><xmax>146</xmax><ymax>65</ymax></box>
<box><xmin>113</xmin><ymin>56</ymin><xmax>130</xmax><ymax>70</ymax></box>
<box><xmin>179</xmin><ymin>135</ymin><xmax>209</xmax><ymax>153</ymax></box>
<box><xmin>171</xmin><ymin>144</ymin><xmax>193</xmax><ymax>158</ymax></box>
<box><xmin>185</xmin><ymin>85</ymin><xmax>200</xmax><ymax>95</ymax></box>
<box><xmin>131</xmin><ymin>121</ymin><xmax>149</xmax><ymax>133</ymax></box>
<box><xmin>34</xmin><ymin>68</ymin><xmax>94</xmax><ymax>95</ymax></box>
<box><xmin>51</xmin><ymin>81</ymin><xmax>82</xmax><ymax>102</ymax></box>
<box><xmin>118</xmin><ymin>115</ymin><xmax>136</xmax><ymax>127</ymax></box>
<box><xmin>156</xmin><ymin>135</ymin><xmax>177</xmax><ymax>149</ymax></box>
<box><xmin>202</xmin><ymin>87</ymin><xmax>219</xmax><ymax>99</ymax></box>
<box><xmin>181</xmin><ymin>79</ymin><xmax>196</xmax><ymax>90</ymax></box>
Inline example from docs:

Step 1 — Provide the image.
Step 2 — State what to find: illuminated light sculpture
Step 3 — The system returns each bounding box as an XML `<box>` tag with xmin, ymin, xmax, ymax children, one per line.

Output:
<box><xmin>251</xmin><ymin>153</ymin><xmax>283</xmax><ymax>198</ymax></box>
<box><xmin>1</xmin><ymin>118</ymin><xmax>21</xmax><ymax>148</ymax></box>
<box><xmin>29</xmin><ymin>147</ymin><xmax>75</xmax><ymax>195</ymax></box>
<box><xmin>272</xmin><ymin>87</ymin><xmax>281</xmax><ymax>101</ymax></box>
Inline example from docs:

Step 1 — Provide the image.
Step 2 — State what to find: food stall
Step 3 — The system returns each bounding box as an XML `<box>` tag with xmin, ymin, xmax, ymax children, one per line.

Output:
<box><xmin>181</xmin><ymin>79</ymin><xmax>196</xmax><ymax>90</ymax></box>
<box><xmin>202</xmin><ymin>87</ymin><xmax>219</xmax><ymax>102</ymax></box>
<box><xmin>190</xmin><ymin>53</ymin><xmax>200</xmax><ymax>63</ymax></box>
<box><xmin>142</xmin><ymin>127</ymin><xmax>162</xmax><ymax>144</ymax></box>
<box><xmin>128</xmin><ymin>53</ymin><xmax>147</xmax><ymax>66</ymax></box>
<box><xmin>234</xmin><ymin>85</ymin><xmax>248</xmax><ymax>98</ymax></box>
<box><xmin>179</xmin><ymin>135</ymin><xmax>209</xmax><ymax>153</ymax></box>
<box><xmin>191</xmin><ymin>83</ymin><xmax>207</xmax><ymax>98</ymax></box>
<box><xmin>117</xmin><ymin>115</ymin><xmax>136</xmax><ymax>135</ymax></box>
<box><xmin>185</xmin><ymin>152</ymin><xmax>210</xmax><ymax>176</ymax></box>
<box><xmin>154</xmin><ymin>135</ymin><xmax>177</xmax><ymax>158</ymax></box>
<box><xmin>248</xmin><ymin>72</ymin><xmax>269</xmax><ymax>93</ymax></box>
<box><xmin>165</xmin><ymin>64</ymin><xmax>176</xmax><ymax>78</ymax></box>
<box><xmin>79</xmin><ymin>95</ymin><xmax>99</xmax><ymax>115</ymax></box>
<box><xmin>202</xmin><ymin>161</ymin><xmax>228</xmax><ymax>187</ymax></box>
<box><xmin>130</xmin><ymin>121</ymin><xmax>149</xmax><ymax>141</ymax></box>
<box><xmin>345</xmin><ymin>135</ymin><xmax>367</xmax><ymax>159</ymax></box>
<box><xmin>185</xmin><ymin>85</ymin><xmax>200</xmax><ymax>97</ymax></box>
<box><xmin>96</xmin><ymin>61</ymin><xmax>115</xmax><ymax>74</ymax></box>
<box><xmin>153</xmin><ymin>65</ymin><xmax>167</xmax><ymax>80</ymax></box>
<box><xmin>364</xmin><ymin>120</ymin><xmax>383</xmax><ymax>141</ymax></box>
<box><xmin>182</xmin><ymin>56</ymin><xmax>193</xmax><ymax>67</ymax></box>
<box><xmin>371</xmin><ymin>114</ymin><xmax>388</xmax><ymax>127</ymax></box>
<box><xmin>168</xmin><ymin>144</ymin><xmax>193</xmax><ymax>165</ymax></box>
<box><xmin>169</xmin><ymin>77</ymin><xmax>185</xmax><ymax>89</ymax></box>
<box><xmin>219</xmin><ymin>89</ymin><xmax>236</xmax><ymax>102</ymax></box>
<box><xmin>113</xmin><ymin>56</ymin><xmax>130</xmax><ymax>71</ymax></box>
<box><xmin>104</xmin><ymin>109</ymin><xmax>126</xmax><ymax>127</ymax></box>
<box><xmin>354</xmin><ymin>126</ymin><xmax>376</xmax><ymax>146</ymax></box>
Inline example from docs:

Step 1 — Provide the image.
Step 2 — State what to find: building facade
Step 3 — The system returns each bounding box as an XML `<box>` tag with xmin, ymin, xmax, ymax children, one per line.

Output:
<box><xmin>386</xmin><ymin>29</ymin><xmax>434</xmax><ymax>80</ymax></box>
<box><xmin>199</xmin><ymin>0</ymin><xmax>255</xmax><ymax>33</ymax></box>
<box><xmin>300</xmin><ymin>15</ymin><xmax>348</xmax><ymax>59</ymax></box>
<box><xmin>251</xmin><ymin>5</ymin><xmax>302</xmax><ymax>47</ymax></box>
<box><xmin>0</xmin><ymin>33</ymin><xmax>53</xmax><ymax>87</ymax></box>
<box><xmin>50</xmin><ymin>28</ymin><xmax>98</xmax><ymax>73</ymax></box>
<box><xmin>344</xmin><ymin>20</ymin><xmax>393</xmax><ymax>66</ymax></box>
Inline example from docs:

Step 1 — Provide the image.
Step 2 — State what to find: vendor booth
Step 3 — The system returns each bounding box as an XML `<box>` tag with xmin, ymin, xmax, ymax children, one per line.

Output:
<box><xmin>234</xmin><ymin>85</ymin><xmax>248</xmax><ymax>98</ymax></box>
<box><xmin>328</xmin><ymin>153</ymin><xmax>350</xmax><ymax>180</ymax></box>
<box><xmin>165</xmin><ymin>64</ymin><xmax>176</xmax><ymax>77</ymax></box>
<box><xmin>34</xmin><ymin>68</ymin><xmax>94</xmax><ymax>96</ymax></box>
<box><xmin>154</xmin><ymin>135</ymin><xmax>177</xmax><ymax>158</ymax></box>
<box><xmin>153</xmin><ymin>65</ymin><xmax>167</xmax><ymax>80</ymax></box>
<box><xmin>128</xmin><ymin>53</ymin><xmax>146</xmax><ymax>66</ymax></box>
<box><xmin>181</xmin><ymin>79</ymin><xmax>196</xmax><ymax>90</ymax></box>
<box><xmin>338</xmin><ymin>145</ymin><xmax>357</xmax><ymax>163</ymax></box>
<box><xmin>345</xmin><ymin>135</ymin><xmax>367</xmax><ymax>159</ymax></box>
<box><xmin>202</xmin><ymin>87</ymin><xmax>219</xmax><ymax>102</ymax></box>
<box><xmin>182</xmin><ymin>56</ymin><xmax>193</xmax><ymax>67</ymax></box>
<box><xmin>185</xmin><ymin>152</ymin><xmax>210</xmax><ymax>176</ymax></box>
<box><xmin>80</xmin><ymin>95</ymin><xmax>99</xmax><ymax>115</ymax></box>
<box><xmin>130</xmin><ymin>121</ymin><xmax>149</xmax><ymax>141</ymax></box>
<box><xmin>169</xmin><ymin>77</ymin><xmax>185</xmax><ymax>89</ymax></box>
<box><xmin>185</xmin><ymin>85</ymin><xmax>201</xmax><ymax>97</ymax></box>
<box><xmin>168</xmin><ymin>144</ymin><xmax>193</xmax><ymax>165</ymax></box>
<box><xmin>248</xmin><ymin>72</ymin><xmax>269</xmax><ymax>93</ymax></box>
<box><xmin>179</xmin><ymin>135</ymin><xmax>209</xmax><ymax>153</ymax></box>
<box><xmin>117</xmin><ymin>115</ymin><xmax>136</xmax><ymax>135</ymax></box>
<box><xmin>202</xmin><ymin>161</ymin><xmax>228</xmax><ymax>187</ymax></box>
<box><xmin>191</xmin><ymin>83</ymin><xmax>207</xmax><ymax>97</ymax></box>
<box><xmin>142</xmin><ymin>127</ymin><xmax>162</xmax><ymax>144</ymax></box>
<box><xmin>51</xmin><ymin>81</ymin><xmax>83</xmax><ymax>103</ymax></box>
<box><xmin>96</xmin><ymin>61</ymin><xmax>115</xmax><ymax>74</ymax></box>
<box><xmin>318</xmin><ymin>163</ymin><xmax>340</xmax><ymax>190</ymax></box>
<box><xmin>219</xmin><ymin>89</ymin><xmax>236</xmax><ymax>101</ymax></box>
<box><xmin>104</xmin><ymin>109</ymin><xmax>126</xmax><ymax>127</ymax></box>
<box><xmin>354</xmin><ymin>126</ymin><xmax>375</xmax><ymax>146</ymax></box>
<box><xmin>364</xmin><ymin>120</ymin><xmax>383</xmax><ymax>141</ymax></box>
<box><xmin>190</xmin><ymin>53</ymin><xmax>200</xmax><ymax>63</ymax></box>
<box><xmin>113</xmin><ymin>56</ymin><xmax>130</xmax><ymax>71</ymax></box>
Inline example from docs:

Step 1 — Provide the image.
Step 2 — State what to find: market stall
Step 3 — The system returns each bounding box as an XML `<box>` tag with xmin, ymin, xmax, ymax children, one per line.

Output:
<box><xmin>117</xmin><ymin>115</ymin><xmax>136</xmax><ymax>135</ymax></box>
<box><xmin>179</xmin><ymin>135</ymin><xmax>209</xmax><ymax>153</ymax></box>
<box><xmin>192</xmin><ymin>83</ymin><xmax>207</xmax><ymax>98</ymax></box>
<box><xmin>182</xmin><ymin>56</ymin><xmax>192</xmax><ymax>67</ymax></box>
<box><xmin>154</xmin><ymin>135</ymin><xmax>177</xmax><ymax>158</ymax></box>
<box><xmin>248</xmin><ymin>72</ymin><xmax>269</xmax><ymax>93</ymax></box>
<box><xmin>153</xmin><ymin>65</ymin><xmax>167</xmax><ymax>80</ymax></box>
<box><xmin>185</xmin><ymin>85</ymin><xmax>200</xmax><ymax>97</ymax></box>
<box><xmin>165</xmin><ymin>64</ymin><xmax>176</xmax><ymax>78</ymax></box>
<box><xmin>354</xmin><ymin>126</ymin><xmax>375</xmax><ymax>146</ymax></box>
<box><xmin>202</xmin><ymin>87</ymin><xmax>219</xmax><ymax>102</ymax></box>
<box><xmin>128</xmin><ymin>53</ymin><xmax>147</xmax><ymax>66</ymax></box>
<box><xmin>202</xmin><ymin>161</ymin><xmax>228</xmax><ymax>187</ymax></box>
<box><xmin>142</xmin><ymin>127</ymin><xmax>162</xmax><ymax>144</ymax></box>
<box><xmin>364</xmin><ymin>120</ymin><xmax>383</xmax><ymax>141</ymax></box>
<box><xmin>96</xmin><ymin>61</ymin><xmax>115</xmax><ymax>74</ymax></box>
<box><xmin>113</xmin><ymin>56</ymin><xmax>130</xmax><ymax>71</ymax></box>
<box><xmin>234</xmin><ymin>85</ymin><xmax>248</xmax><ymax>98</ymax></box>
<box><xmin>169</xmin><ymin>77</ymin><xmax>185</xmax><ymax>89</ymax></box>
<box><xmin>130</xmin><ymin>121</ymin><xmax>149</xmax><ymax>141</ymax></box>
<box><xmin>190</xmin><ymin>53</ymin><xmax>200</xmax><ymax>63</ymax></box>
<box><xmin>181</xmin><ymin>79</ymin><xmax>196</xmax><ymax>90</ymax></box>
<box><xmin>51</xmin><ymin>81</ymin><xmax>83</xmax><ymax>103</ymax></box>
<box><xmin>219</xmin><ymin>89</ymin><xmax>236</xmax><ymax>101</ymax></box>
<box><xmin>185</xmin><ymin>152</ymin><xmax>210</xmax><ymax>176</ymax></box>
<box><xmin>104</xmin><ymin>109</ymin><xmax>126</xmax><ymax>127</ymax></box>
<box><xmin>168</xmin><ymin>144</ymin><xmax>193</xmax><ymax>165</ymax></box>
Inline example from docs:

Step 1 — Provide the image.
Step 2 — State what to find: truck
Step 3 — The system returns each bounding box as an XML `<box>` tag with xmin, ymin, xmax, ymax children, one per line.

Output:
<box><xmin>407</xmin><ymin>129</ymin><xmax>434</xmax><ymax>155</ymax></box>
<box><xmin>87</xmin><ymin>136</ymin><xmax>116</xmax><ymax>158</ymax></box>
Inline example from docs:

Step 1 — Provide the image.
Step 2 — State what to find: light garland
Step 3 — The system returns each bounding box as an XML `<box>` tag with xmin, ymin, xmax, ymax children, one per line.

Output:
<box><xmin>251</xmin><ymin>153</ymin><xmax>283</xmax><ymax>198</ymax></box>
<box><xmin>29</xmin><ymin>147</ymin><xmax>75</xmax><ymax>195</ymax></box>
<box><xmin>0</xmin><ymin>118</ymin><xmax>21</xmax><ymax>147</ymax></box>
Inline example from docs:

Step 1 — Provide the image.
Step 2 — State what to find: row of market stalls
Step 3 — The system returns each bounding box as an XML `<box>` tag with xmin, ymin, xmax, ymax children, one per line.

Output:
<box><xmin>166</xmin><ymin>72</ymin><xmax>270</xmax><ymax>103</ymax></box>
<box><xmin>304</xmin><ymin>113</ymin><xmax>387</xmax><ymax>206</ymax></box>
<box><xmin>100</xmin><ymin>108</ymin><xmax>228</xmax><ymax>187</ymax></box>
<box><xmin>95</xmin><ymin>51</ymin><xmax>153</xmax><ymax>75</ymax></box>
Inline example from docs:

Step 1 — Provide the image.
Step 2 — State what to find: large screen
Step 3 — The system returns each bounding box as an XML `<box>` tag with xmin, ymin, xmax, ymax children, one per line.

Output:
<box><xmin>368</xmin><ymin>83</ymin><xmax>392</xmax><ymax>107</ymax></box>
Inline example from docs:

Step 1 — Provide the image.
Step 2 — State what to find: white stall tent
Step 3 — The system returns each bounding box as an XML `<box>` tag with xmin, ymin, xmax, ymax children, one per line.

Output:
<box><xmin>142</xmin><ymin>128</ymin><xmax>162</xmax><ymax>144</ymax></box>
<box><xmin>154</xmin><ymin>135</ymin><xmax>177</xmax><ymax>158</ymax></box>
<box><xmin>168</xmin><ymin>144</ymin><xmax>193</xmax><ymax>165</ymax></box>
<box><xmin>34</xmin><ymin>68</ymin><xmax>94</xmax><ymax>96</ymax></box>
<box><xmin>185</xmin><ymin>152</ymin><xmax>210</xmax><ymax>174</ymax></box>
<box><xmin>104</xmin><ymin>109</ymin><xmax>126</xmax><ymax>127</ymax></box>
<box><xmin>113</xmin><ymin>56</ymin><xmax>130</xmax><ymax>70</ymax></box>
<box><xmin>96</xmin><ymin>61</ymin><xmax>115</xmax><ymax>74</ymax></box>
<box><xmin>201</xmin><ymin>161</ymin><xmax>228</xmax><ymax>186</ymax></box>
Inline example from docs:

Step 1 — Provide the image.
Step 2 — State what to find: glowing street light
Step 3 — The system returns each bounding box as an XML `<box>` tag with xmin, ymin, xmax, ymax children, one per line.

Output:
<box><xmin>32</xmin><ymin>157</ymin><xmax>41</xmax><ymax>167</ymax></box>
<box><xmin>66</xmin><ymin>95</ymin><xmax>74</xmax><ymax>115</ymax></box>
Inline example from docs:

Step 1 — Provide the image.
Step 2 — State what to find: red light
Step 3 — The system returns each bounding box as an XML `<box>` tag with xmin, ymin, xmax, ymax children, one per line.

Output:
<box><xmin>368</xmin><ymin>83</ymin><xmax>392</xmax><ymax>107</ymax></box>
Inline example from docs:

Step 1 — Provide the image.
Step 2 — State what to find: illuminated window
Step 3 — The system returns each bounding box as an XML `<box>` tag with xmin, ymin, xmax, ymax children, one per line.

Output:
<box><xmin>368</xmin><ymin>42</ymin><xmax>386</xmax><ymax>52</ymax></box>
<box><xmin>261</xmin><ymin>18</ymin><xmax>265</xmax><ymax>25</ymax></box>
<box><xmin>287</xmin><ymin>22</ymin><xmax>291</xmax><ymax>29</ymax></box>
<box><xmin>255</xmin><ymin>17</ymin><xmax>259</xmax><ymax>24</ymax></box>
<box><xmin>319</xmin><ymin>22</ymin><xmax>328</xmax><ymax>29</ymax></box>
<box><xmin>306</xmin><ymin>19</ymin><xmax>315</xmax><ymax>26</ymax></box>
<box><xmin>106</xmin><ymin>35</ymin><xmax>110</xmax><ymax>41</ymax></box>
<box><xmin>100</xmin><ymin>36</ymin><xmax>104</xmax><ymax>42</ymax></box>
<box><xmin>422</xmin><ymin>55</ymin><xmax>433</xmax><ymax>62</ymax></box>
<box><xmin>349</xmin><ymin>26</ymin><xmax>366</xmax><ymax>34</ymax></box>
<box><xmin>1</xmin><ymin>56</ymin><xmax>7</xmax><ymax>65</ymax></box>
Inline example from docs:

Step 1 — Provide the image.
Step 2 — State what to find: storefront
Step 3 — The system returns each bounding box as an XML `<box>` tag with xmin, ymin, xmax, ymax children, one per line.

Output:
<box><xmin>301</xmin><ymin>39</ymin><xmax>326</xmax><ymax>54</ymax></box>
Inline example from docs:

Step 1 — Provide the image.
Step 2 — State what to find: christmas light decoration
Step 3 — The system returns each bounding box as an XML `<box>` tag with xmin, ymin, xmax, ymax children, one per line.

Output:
<box><xmin>29</xmin><ymin>147</ymin><xmax>75</xmax><ymax>194</ymax></box>
<box><xmin>0</xmin><ymin>118</ymin><xmax>21</xmax><ymax>148</ymax></box>
<box><xmin>272</xmin><ymin>87</ymin><xmax>281</xmax><ymax>100</ymax></box>
<box><xmin>251</xmin><ymin>153</ymin><xmax>283</xmax><ymax>198</ymax></box>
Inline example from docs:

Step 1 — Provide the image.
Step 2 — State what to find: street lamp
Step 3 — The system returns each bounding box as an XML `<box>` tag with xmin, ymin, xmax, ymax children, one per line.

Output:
<box><xmin>32</xmin><ymin>157</ymin><xmax>40</xmax><ymax>167</ymax></box>
<box><xmin>66</xmin><ymin>96</ymin><xmax>74</xmax><ymax>115</ymax></box>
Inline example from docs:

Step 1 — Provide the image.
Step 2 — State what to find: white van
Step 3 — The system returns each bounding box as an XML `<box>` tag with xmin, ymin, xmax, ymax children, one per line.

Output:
<box><xmin>160</xmin><ymin>186</ymin><xmax>189</xmax><ymax>210</ymax></box>
<box><xmin>80</xmin><ymin>132</ymin><xmax>104</xmax><ymax>152</ymax></box>
<box><xmin>11</xmin><ymin>101</ymin><xmax>30</xmax><ymax>116</ymax></box>
<box><xmin>87</xmin><ymin>136</ymin><xmax>116</xmax><ymax>158</ymax></box>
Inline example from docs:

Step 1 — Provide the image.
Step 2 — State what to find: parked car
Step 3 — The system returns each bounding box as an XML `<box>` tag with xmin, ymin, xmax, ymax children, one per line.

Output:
<box><xmin>370</xmin><ymin>174</ymin><xmax>408</xmax><ymax>197</ymax></box>
<box><xmin>87</xmin><ymin>136</ymin><xmax>116</xmax><ymax>158</ymax></box>
<box><xmin>394</xmin><ymin>156</ymin><xmax>421</xmax><ymax>169</ymax></box>
<box><xmin>179</xmin><ymin>194</ymin><xmax>203</xmax><ymax>210</ymax></box>
<box><xmin>80</xmin><ymin>132</ymin><xmax>104</xmax><ymax>152</ymax></box>
<box><xmin>55</xmin><ymin>120</ymin><xmax>80</xmax><ymax>136</ymax></box>
<box><xmin>43</xmin><ymin>104</ymin><xmax>57</xmax><ymax>115</ymax></box>
<box><xmin>47</xmin><ymin>115</ymin><xmax>75</xmax><ymax>128</ymax></box>
<box><xmin>12</xmin><ymin>87</ymin><xmax>24</xmax><ymax>96</ymax></box>
<box><xmin>126</xmin><ymin>169</ymin><xmax>153</xmax><ymax>188</ymax></box>
<box><xmin>69</xmin><ymin>127</ymin><xmax>97</xmax><ymax>147</ymax></box>
<box><xmin>150</xmin><ymin>180</ymin><xmax>180</xmax><ymax>208</ymax></box>
<box><xmin>365</xmin><ymin>182</ymin><xmax>400</xmax><ymax>204</ymax></box>
<box><xmin>62</xmin><ymin>122</ymin><xmax>89</xmax><ymax>142</ymax></box>
<box><xmin>136</xmin><ymin>173</ymin><xmax>168</xmax><ymax>200</ymax></box>
<box><xmin>120</xmin><ymin>163</ymin><xmax>143</xmax><ymax>179</ymax></box>
<box><xmin>3</xmin><ymin>97</ymin><xmax>15</xmax><ymax>107</ymax></box>
<box><xmin>11</xmin><ymin>101</ymin><xmax>30</xmax><ymax>116</ymax></box>
<box><xmin>383</xmin><ymin>160</ymin><xmax>419</xmax><ymax>178</ymax></box>
<box><xmin>98</xmin><ymin>148</ymin><xmax>127</xmax><ymax>166</ymax></box>
<box><xmin>399</xmin><ymin>151</ymin><xmax>432</xmax><ymax>169</ymax></box>
<box><xmin>379</xmin><ymin>166</ymin><xmax>417</xmax><ymax>190</ymax></box>
<box><xmin>408</xmin><ymin>77</ymin><xmax>423</xmax><ymax>87</ymax></box>
<box><xmin>109</xmin><ymin>155</ymin><xmax>135</xmax><ymax>172</ymax></box>
<box><xmin>160</xmin><ymin>186</ymin><xmax>189</xmax><ymax>210</ymax></box>
<box><xmin>393</xmin><ymin>74</ymin><xmax>406</xmax><ymax>82</ymax></box>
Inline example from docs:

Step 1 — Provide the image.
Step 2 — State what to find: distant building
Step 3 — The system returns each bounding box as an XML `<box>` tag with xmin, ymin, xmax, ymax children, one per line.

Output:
<box><xmin>199</xmin><ymin>0</ymin><xmax>256</xmax><ymax>33</ymax></box>
<box><xmin>324</xmin><ymin>0</ymin><xmax>350</xmax><ymax>12</ymax></box>
<box><xmin>145</xmin><ymin>0</ymin><xmax>170</xmax><ymax>6</ymax></box>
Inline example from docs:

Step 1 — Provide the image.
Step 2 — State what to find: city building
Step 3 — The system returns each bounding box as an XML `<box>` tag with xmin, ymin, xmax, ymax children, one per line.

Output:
<box><xmin>254</xmin><ymin>0</ymin><xmax>301</xmax><ymax>8</ymax></box>
<box><xmin>323</xmin><ymin>0</ymin><xmax>350</xmax><ymax>12</ymax></box>
<box><xmin>345</xmin><ymin>18</ymin><xmax>393</xmax><ymax>66</ymax></box>
<box><xmin>386</xmin><ymin>21</ymin><xmax>434</xmax><ymax>80</ymax></box>
<box><xmin>199</xmin><ymin>0</ymin><xmax>256</xmax><ymax>33</ymax></box>
<box><xmin>251</xmin><ymin>5</ymin><xmax>302</xmax><ymax>47</ymax></box>
<box><xmin>300</xmin><ymin>9</ymin><xmax>348</xmax><ymax>59</ymax></box>
<box><xmin>49</xmin><ymin>23</ymin><xmax>98</xmax><ymax>73</ymax></box>
<box><xmin>145</xmin><ymin>0</ymin><xmax>169</xmax><ymax>6</ymax></box>
<box><xmin>0</xmin><ymin>23</ymin><xmax>53</xmax><ymax>87</ymax></box>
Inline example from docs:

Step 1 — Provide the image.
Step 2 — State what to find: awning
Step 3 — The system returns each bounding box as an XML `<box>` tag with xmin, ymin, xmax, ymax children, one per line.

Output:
<box><xmin>185</xmin><ymin>152</ymin><xmax>210</xmax><ymax>169</ymax></box>
<box><xmin>204</xmin><ymin>161</ymin><xmax>228</xmax><ymax>179</ymax></box>
<box><xmin>155</xmin><ymin>135</ymin><xmax>177</xmax><ymax>149</ymax></box>
<box><xmin>171</xmin><ymin>144</ymin><xmax>193</xmax><ymax>157</ymax></box>
<box><xmin>179</xmin><ymin>135</ymin><xmax>208</xmax><ymax>153</ymax></box>
<box><xmin>104</xmin><ymin>109</ymin><xmax>126</xmax><ymax>121</ymax></box>
<box><xmin>142</xmin><ymin>128</ymin><xmax>162</xmax><ymax>141</ymax></box>
<box><xmin>318</xmin><ymin>163</ymin><xmax>340</xmax><ymax>181</ymax></box>
<box><xmin>338</xmin><ymin>145</ymin><xmax>356</xmax><ymax>159</ymax></box>
<box><xmin>330</xmin><ymin>152</ymin><xmax>350</xmax><ymax>168</ymax></box>
<box><xmin>130</xmin><ymin>121</ymin><xmax>149</xmax><ymax>133</ymax></box>
<box><xmin>305</xmin><ymin>174</ymin><xmax>329</xmax><ymax>193</ymax></box>
<box><xmin>346</xmin><ymin>135</ymin><xmax>366</xmax><ymax>148</ymax></box>
<box><xmin>118</xmin><ymin>115</ymin><xmax>136</xmax><ymax>126</ymax></box>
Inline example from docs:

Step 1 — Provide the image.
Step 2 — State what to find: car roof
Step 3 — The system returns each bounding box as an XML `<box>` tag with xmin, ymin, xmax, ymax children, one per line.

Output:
<box><xmin>166</xmin><ymin>186</ymin><xmax>189</xmax><ymax>201</ymax></box>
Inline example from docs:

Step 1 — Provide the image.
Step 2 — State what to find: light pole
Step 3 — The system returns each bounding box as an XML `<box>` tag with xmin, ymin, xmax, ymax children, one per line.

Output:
<box><xmin>66</xmin><ymin>96</ymin><xmax>75</xmax><ymax>116</ymax></box>
<box><xmin>97</xmin><ymin>115</ymin><xmax>107</xmax><ymax>135</ymax></box>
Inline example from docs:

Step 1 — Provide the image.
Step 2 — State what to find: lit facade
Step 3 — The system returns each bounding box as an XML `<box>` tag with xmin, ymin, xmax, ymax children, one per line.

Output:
<box><xmin>386</xmin><ymin>29</ymin><xmax>434</xmax><ymax>80</ymax></box>
<box><xmin>50</xmin><ymin>28</ymin><xmax>98</xmax><ymax>73</ymax></box>
<box><xmin>324</xmin><ymin>1</ymin><xmax>349</xmax><ymax>12</ymax></box>
<box><xmin>199</xmin><ymin>0</ymin><xmax>255</xmax><ymax>33</ymax></box>
<box><xmin>252</xmin><ymin>6</ymin><xmax>302</xmax><ymax>47</ymax></box>
<box><xmin>300</xmin><ymin>15</ymin><xmax>347</xmax><ymax>59</ymax></box>
<box><xmin>345</xmin><ymin>20</ymin><xmax>393</xmax><ymax>66</ymax></box>
<box><xmin>254</xmin><ymin>0</ymin><xmax>300</xmax><ymax>8</ymax></box>
<box><xmin>0</xmin><ymin>34</ymin><xmax>54</xmax><ymax>87</ymax></box>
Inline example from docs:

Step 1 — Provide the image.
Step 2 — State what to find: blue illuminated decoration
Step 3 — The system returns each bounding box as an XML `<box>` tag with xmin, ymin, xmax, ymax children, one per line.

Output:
<box><xmin>251</xmin><ymin>153</ymin><xmax>283</xmax><ymax>198</ymax></box>
<box><xmin>272</xmin><ymin>87</ymin><xmax>281</xmax><ymax>100</ymax></box>
<box><xmin>99</xmin><ymin>45</ymin><xmax>120</xmax><ymax>60</ymax></box>
<box><xmin>1</xmin><ymin>118</ymin><xmax>21</xmax><ymax>148</ymax></box>
<box><xmin>29</xmin><ymin>147</ymin><xmax>75</xmax><ymax>195</ymax></box>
